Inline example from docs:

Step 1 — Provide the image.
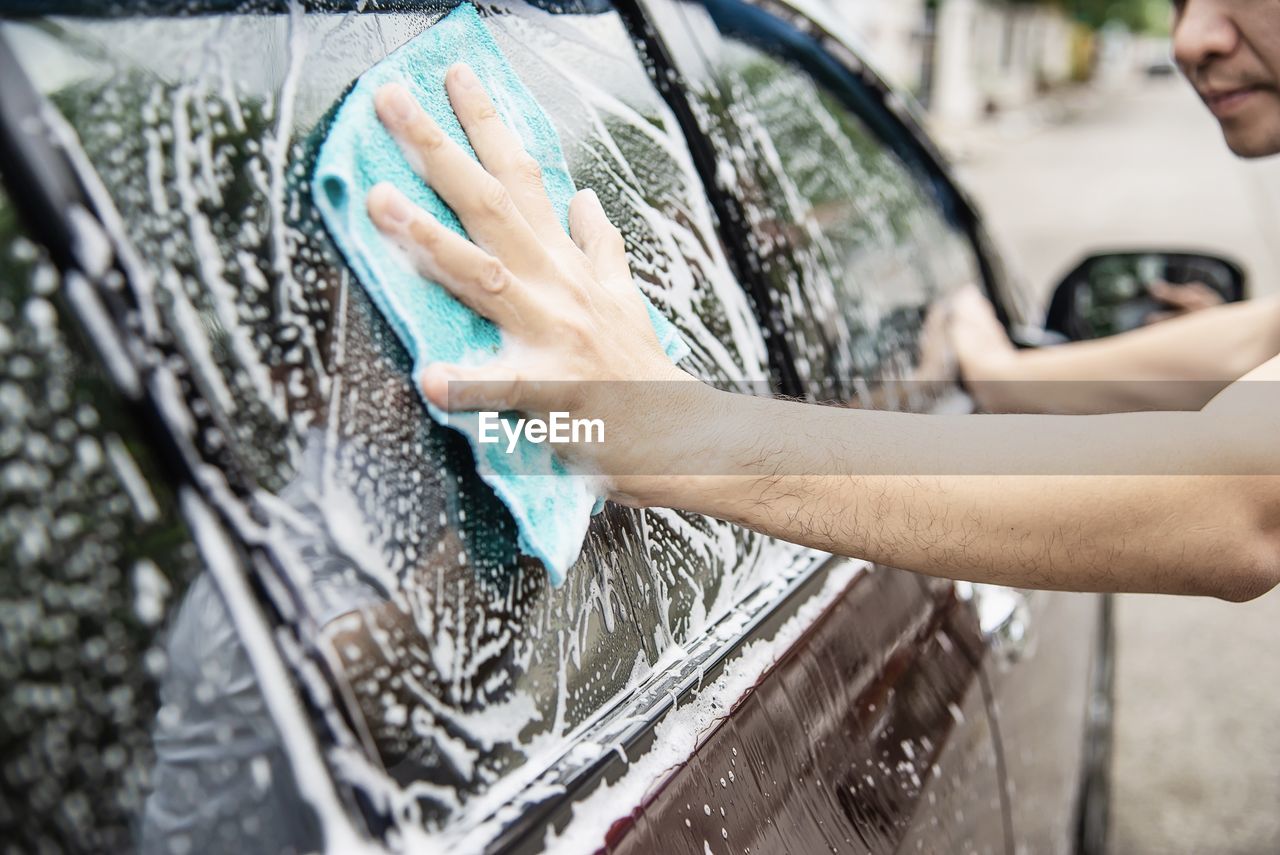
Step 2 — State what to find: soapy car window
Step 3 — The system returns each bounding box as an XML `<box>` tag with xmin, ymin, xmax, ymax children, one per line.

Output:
<box><xmin>653</xmin><ymin>0</ymin><xmax>983</xmax><ymax>404</ymax></box>
<box><xmin>3</xmin><ymin>0</ymin><xmax>808</xmax><ymax>841</ymax></box>
<box><xmin>0</xmin><ymin>175</ymin><xmax>321</xmax><ymax>852</ymax></box>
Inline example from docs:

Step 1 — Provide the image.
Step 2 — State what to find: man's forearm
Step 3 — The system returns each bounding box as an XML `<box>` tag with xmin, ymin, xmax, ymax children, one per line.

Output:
<box><xmin>366</xmin><ymin>68</ymin><xmax>1280</xmax><ymax>601</ymax></box>
<box><xmin>622</xmin><ymin>387</ymin><xmax>1280</xmax><ymax>601</ymax></box>
<box><xmin>969</xmin><ymin>295</ymin><xmax>1280</xmax><ymax>413</ymax></box>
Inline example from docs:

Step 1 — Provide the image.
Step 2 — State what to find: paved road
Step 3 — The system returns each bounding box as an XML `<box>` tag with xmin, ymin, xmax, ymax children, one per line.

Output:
<box><xmin>951</xmin><ymin>76</ymin><xmax>1280</xmax><ymax>307</ymax></box>
<box><xmin>939</xmin><ymin>78</ymin><xmax>1280</xmax><ymax>854</ymax></box>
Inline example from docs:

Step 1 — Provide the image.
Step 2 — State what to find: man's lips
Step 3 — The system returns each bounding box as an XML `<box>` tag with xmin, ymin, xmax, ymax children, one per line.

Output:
<box><xmin>1201</xmin><ymin>84</ymin><xmax>1270</xmax><ymax>116</ymax></box>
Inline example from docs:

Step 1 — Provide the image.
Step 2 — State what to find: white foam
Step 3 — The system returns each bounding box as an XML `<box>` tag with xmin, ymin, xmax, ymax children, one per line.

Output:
<box><xmin>542</xmin><ymin>561</ymin><xmax>863</xmax><ymax>853</ymax></box>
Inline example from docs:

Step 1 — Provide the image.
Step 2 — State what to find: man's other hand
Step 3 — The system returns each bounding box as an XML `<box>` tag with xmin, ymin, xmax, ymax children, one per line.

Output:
<box><xmin>1144</xmin><ymin>279</ymin><xmax>1225</xmax><ymax>325</ymax></box>
<box><xmin>946</xmin><ymin>285</ymin><xmax>1018</xmax><ymax>407</ymax></box>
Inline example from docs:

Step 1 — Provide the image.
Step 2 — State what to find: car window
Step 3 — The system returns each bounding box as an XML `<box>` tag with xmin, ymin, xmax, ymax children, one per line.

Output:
<box><xmin>2</xmin><ymin>0</ymin><xmax>812</xmax><ymax>843</ymax></box>
<box><xmin>648</xmin><ymin>0</ymin><xmax>983</xmax><ymax>404</ymax></box>
<box><xmin>0</xmin><ymin>174</ymin><xmax>324</xmax><ymax>852</ymax></box>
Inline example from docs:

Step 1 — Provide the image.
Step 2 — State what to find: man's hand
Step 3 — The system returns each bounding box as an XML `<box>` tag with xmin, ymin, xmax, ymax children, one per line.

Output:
<box><xmin>946</xmin><ymin>285</ymin><xmax>1016</xmax><ymax>373</ymax></box>
<box><xmin>944</xmin><ymin>285</ymin><xmax>1019</xmax><ymax>410</ymax></box>
<box><xmin>366</xmin><ymin>65</ymin><xmax>695</xmax><ymax>480</ymax></box>
<box><xmin>1144</xmin><ymin>279</ymin><xmax>1225</xmax><ymax>325</ymax></box>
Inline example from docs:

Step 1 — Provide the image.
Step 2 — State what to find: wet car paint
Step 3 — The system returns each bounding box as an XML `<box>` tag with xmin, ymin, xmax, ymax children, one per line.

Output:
<box><xmin>988</xmin><ymin>591</ymin><xmax>1105</xmax><ymax>854</ymax></box>
<box><xmin>605</xmin><ymin>570</ymin><xmax>1008</xmax><ymax>855</ymax></box>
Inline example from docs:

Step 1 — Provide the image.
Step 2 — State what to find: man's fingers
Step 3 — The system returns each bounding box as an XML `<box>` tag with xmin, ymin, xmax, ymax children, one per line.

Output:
<box><xmin>1148</xmin><ymin>280</ymin><xmax>1191</xmax><ymax>308</ymax></box>
<box><xmin>568</xmin><ymin>189</ymin><xmax>631</xmax><ymax>286</ymax></box>
<box><xmin>373</xmin><ymin>83</ymin><xmax>547</xmax><ymax>276</ymax></box>
<box><xmin>1148</xmin><ymin>280</ymin><xmax>1223</xmax><ymax>312</ymax></box>
<box><xmin>420</xmin><ymin>361</ymin><xmax>528</xmax><ymax>413</ymax></box>
<box><xmin>445</xmin><ymin>64</ymin><xmax>576</xmax><ymax>254</ymax></box>
<box><xmin>367</xmin><ymin>183</ymin><xmax>542</xmax><ymax>330</ymax></box>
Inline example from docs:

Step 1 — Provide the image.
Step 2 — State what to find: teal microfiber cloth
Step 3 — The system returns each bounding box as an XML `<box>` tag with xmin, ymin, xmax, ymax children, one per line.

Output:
<box><xmin>312</xmin><ymin>3</ymin><xmax>688</xmax><ymax>586</ymax></box>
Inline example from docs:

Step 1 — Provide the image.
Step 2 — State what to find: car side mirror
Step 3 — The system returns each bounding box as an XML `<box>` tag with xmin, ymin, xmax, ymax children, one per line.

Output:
<box><xmin>1044</xmin><ymin>251</ymin><xmax>1247</xmax><ymax>342</ymax></box>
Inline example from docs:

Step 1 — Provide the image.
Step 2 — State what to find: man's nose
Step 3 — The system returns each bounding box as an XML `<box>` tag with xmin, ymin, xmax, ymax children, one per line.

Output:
<box><xmin>1173</xmin><ymin>0</ymin><xmax>1240</xmax><ymax>73</ymax></box>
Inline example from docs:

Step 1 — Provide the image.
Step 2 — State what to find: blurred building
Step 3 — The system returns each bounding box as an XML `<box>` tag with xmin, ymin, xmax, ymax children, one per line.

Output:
<box><xmin>816</xmin><ymin>0</ymin><xmax>1081</xmax><ymax>123</ymax></box>
<box><xmin>828</xmin><ymin>0</ymin><xmax>932</xmax><ymax>93</ymax></box>
<box><xmin>933</xmin><ymin>0</ymin><xmax>1077</xmax><ymax>121</ymax></box>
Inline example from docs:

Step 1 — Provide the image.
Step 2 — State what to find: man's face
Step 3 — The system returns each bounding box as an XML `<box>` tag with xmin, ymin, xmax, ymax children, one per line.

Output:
<box><xmin>1173</xmin><ymin>0</ymin><xmax>1280</xmax><ymax>157</ymax></box>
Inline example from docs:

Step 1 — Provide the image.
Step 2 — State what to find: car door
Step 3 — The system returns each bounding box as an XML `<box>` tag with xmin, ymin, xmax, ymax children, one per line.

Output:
<box><xmin>635</xmin><ymin>4</ymin><xmax>1110</xmax><ymax>854</ymax></box>
<box><xmin>984</xmin><ymin>589</ymin><xmax>1107</xmax><ymax>855</ymax></box>
<box><xmin>619</xmin><ymin>0</ymin><xmax>1015</xmax><ymax>852</ymax></box>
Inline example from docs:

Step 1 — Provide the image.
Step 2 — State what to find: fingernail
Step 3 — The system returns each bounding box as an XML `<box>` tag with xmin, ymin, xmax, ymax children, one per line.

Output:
<box><xmin>423</xmin><ymin>363</ymin><xmax>456</xmax><ymax>384</ymax></box>
<box><xmin>378</xmin><ymin>186</ymin><xmax>414</xmax><ymax>226</ymax></box>
<box><xmin>572</xmin><ymin>188</ymin><xmax>600</xmax><ymax>215</ymax></box>
<box><xmin>452</xmin><ymin>64</ymin><xmax>480</xmax><ymax>91</ymax></box>
<box><xmin>421</xmin><ymin>364</ymin><xmax>456</xmax><ymax>403</ymax></box>
<box><xmin>380</xmin><ymin>84</ymin><xmax>417</xmax><ymax>124</ymax></box>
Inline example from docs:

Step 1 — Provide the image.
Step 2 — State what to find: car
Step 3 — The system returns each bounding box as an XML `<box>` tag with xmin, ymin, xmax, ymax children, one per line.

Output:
<box><xmin>0</xmin><ymin>1</ymin><xmax>1113</xmax><ymax>853</ymax></box>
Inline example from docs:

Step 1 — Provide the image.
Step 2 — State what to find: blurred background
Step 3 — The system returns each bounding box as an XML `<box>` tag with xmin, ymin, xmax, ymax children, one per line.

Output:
<box><xmin>817</xmin><ymin>1</ymin><xmax>1280</xmax><ymax>852</ymax></box>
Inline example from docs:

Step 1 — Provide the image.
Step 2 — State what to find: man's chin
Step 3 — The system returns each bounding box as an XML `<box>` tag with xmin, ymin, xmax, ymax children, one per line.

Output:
<box><xmin>1224</xmin><ymin>134</ymin><xmax>1280</xmax><ymax>158</ymax></box>
<box><xmin>1220</xmin><ymin>118</ymin><xmax>1280</xmax><ymax>159</ymax></box>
